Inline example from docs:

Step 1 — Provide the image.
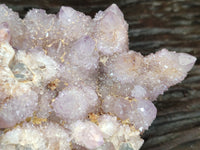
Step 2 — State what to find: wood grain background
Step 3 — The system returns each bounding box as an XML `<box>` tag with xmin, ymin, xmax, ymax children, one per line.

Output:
<box><xmin>0</xmin><ymin>0</ymin><xmax>200</xmax><ymax>149</ymax></box>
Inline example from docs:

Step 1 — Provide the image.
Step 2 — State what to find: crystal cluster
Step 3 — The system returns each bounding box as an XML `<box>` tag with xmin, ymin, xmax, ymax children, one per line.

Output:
<box><xmin>0</xmin><ymin>3</ymin><xmax>196</xmax><ymax>150</ymax></box>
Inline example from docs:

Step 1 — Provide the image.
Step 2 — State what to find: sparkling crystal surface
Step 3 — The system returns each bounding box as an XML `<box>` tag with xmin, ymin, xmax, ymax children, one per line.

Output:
<box><xmin>0</xmin><ymin>3</ymin><xmax>196</xmax><ymax>150</ymax></box>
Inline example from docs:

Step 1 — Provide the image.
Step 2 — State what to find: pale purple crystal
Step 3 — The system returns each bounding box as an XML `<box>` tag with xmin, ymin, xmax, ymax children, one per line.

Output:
<box><xmin>102</xmin><ymin>96</ymin><xmax>157</xmax><ymax>131</ymax></box>
<box><xmin>94</xmin><ymin>4</ymin><xmax>128</xmax><ymax>55</ymax></box>
<box><xmin>52</xmin><ymin>85</ymin><xmax>98</xmax><ymax>122</ymax></box>
<box><xmin>0</xmin><ymin>3</ymin><xmax>196</xmax><ymax>150</ymax></box>
<box><xmin>0</xmin><ymin>90</ymin><xmax>38</xmax><ymax>128</ymax></box>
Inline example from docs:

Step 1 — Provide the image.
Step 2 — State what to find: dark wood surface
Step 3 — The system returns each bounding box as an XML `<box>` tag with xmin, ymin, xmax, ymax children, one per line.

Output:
<box><xmin>0</xmin><ymin>0</ymin><xmax>200</xmax><ymax>149</ymax></box>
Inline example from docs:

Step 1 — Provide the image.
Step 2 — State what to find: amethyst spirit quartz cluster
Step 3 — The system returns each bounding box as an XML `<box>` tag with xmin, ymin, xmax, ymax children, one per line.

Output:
<box><xmin>0</xmin><ymin>3</ymin><xmax>196</xmax><ymax>150</ymax></box>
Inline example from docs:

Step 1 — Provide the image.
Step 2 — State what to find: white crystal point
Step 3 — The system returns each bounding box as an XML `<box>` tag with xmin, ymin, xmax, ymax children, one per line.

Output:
<box><xmin>59</xmin><ymin>6</ymin><xmax>76</xmax><ymax>20</ymax></box>
<box><xmin>70</xmin><ymin>120</ymin><xmax>104</xmax><ymax>149</ymax></box>
<box><xmin>101</xmin><ymin>49</ymin><xmax>196</xmax><ymax>101</ymax></box>
<box><xmin>178</xmin><ymin>53</ymin><xmax>197</xmax><ymax>71</ymax></box>
<box><xmin>0</xmin><ymin>22</ymin><xmax>10</xmax><ymax>43</ymax></box>
<box><xmin>58</xmin><ymin>5</ymin><xmax>92</xmax><ymax>40</ymax></box>
<box><xmin>94</xmin><ymin>4</ymin><xmax>128</xmax><ymax>55</ymax></box>
<box><xmin>150</xmin><ymin>49</ymin><xmax>196</xmax><ymax>84</ymax></box>
<box><xmin>105</xmin><ymin>4</ymin><xmax>124</xmax><ymax>18</ymax></box>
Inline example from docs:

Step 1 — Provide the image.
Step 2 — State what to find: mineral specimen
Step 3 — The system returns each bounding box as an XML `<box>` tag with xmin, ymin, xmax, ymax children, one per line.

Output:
<box><xmin>0</xmin><ymin>3</ymin><xmax>196</xmax><ymax>150</ymax></box>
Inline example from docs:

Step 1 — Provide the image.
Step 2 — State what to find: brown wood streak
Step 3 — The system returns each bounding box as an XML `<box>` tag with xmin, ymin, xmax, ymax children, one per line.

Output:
<box><xmin>1</xmin><ymin>0</ymin><xmax>200</xmax><ymax>149</ymax></box>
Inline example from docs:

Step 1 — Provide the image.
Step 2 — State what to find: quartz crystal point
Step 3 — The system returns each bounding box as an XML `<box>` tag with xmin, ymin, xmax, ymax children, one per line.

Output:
<box><xmin>0</xmin><ymin>3</ymin><xmax>196</xmax><ymax>150</ymax></box>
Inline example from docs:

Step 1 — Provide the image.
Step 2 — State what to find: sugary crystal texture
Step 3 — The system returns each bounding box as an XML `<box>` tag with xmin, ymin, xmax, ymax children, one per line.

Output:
<box><xmin>0</xmin><ymin>3</ymin><xmax>196</xmax><ymax>150</ymax></box>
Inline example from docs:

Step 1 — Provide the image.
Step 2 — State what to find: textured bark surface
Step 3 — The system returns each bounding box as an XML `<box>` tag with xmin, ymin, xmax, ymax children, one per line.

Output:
<box><xmin>1</xmin><ymin>0</ymin><xmax>200</xmax><ymax>149</ymax></box>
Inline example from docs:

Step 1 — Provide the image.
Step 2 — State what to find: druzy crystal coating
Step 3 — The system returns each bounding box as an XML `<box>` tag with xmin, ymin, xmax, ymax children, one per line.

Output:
<box><xmin>0</xmin><ymin>3</ymin><xmax>196</xmax><ymax>150</ymax></box>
